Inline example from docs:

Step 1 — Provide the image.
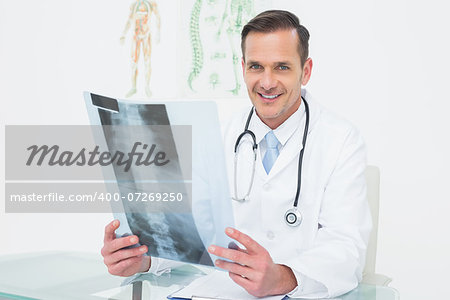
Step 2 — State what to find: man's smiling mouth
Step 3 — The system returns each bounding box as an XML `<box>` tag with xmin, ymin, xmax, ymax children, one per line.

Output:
<box><xmin>259</xmin><ymin>93</ymin><xmax>281</xmax><ymax>100</ymax></box>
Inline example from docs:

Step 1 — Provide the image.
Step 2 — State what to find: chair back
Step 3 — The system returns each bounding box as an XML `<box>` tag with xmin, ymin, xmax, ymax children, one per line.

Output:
<box><xmin>364</xmin><ymin>165</ymin><xmax>380</xmax><ymax>275</ymax></box>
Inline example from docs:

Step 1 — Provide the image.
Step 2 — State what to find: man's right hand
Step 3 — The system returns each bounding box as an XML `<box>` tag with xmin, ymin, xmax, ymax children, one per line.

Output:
<box><xmin>101</xmin><ymin>220</ymin><xmax>151</xmax><ymax>277</ymax></box>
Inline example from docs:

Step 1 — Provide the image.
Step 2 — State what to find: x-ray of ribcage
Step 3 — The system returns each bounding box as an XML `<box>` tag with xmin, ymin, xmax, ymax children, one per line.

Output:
<box><xmin>92</xmin><ymin>93</ymin><xmax>213</xmax><ymax>266</ymax></box>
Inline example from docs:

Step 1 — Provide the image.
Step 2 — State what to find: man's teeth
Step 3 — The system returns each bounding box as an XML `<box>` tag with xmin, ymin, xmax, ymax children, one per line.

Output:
<box><xmin>260</xmin><ymin>94</ymin><xmax>279</xmax><ymax>99</ymax></box>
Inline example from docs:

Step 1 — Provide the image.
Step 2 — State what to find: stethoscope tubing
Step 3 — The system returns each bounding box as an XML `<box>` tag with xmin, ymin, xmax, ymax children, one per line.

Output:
<box><xmin>233</xmin><ymin>97</ymin><xmax>310</xmax><ymax>226</ymax></box>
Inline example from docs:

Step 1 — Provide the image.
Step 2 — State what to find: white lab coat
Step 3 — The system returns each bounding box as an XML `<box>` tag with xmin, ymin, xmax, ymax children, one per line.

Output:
<box><xmin>223</xmin><ymin>89</ymin><xmax>372</xmax><ymax>298</ymax></box>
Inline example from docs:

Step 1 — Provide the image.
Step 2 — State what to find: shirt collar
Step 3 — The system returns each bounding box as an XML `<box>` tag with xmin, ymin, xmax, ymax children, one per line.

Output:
<box><xmin>249</xmin><ymin>100</ymin><xmax>306</xmax><ymax>147</ymax></box>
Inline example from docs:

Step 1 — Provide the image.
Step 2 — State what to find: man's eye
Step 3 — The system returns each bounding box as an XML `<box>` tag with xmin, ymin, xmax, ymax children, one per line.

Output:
<box><xmin>250</xmin><ymin>65</ymin><xmax>261</xmax><ymax>70</ymax></box>
<box><xmin>279</xmin><ymin>65</ymin><xmax>289</xmax><ymax>70</ymax></box>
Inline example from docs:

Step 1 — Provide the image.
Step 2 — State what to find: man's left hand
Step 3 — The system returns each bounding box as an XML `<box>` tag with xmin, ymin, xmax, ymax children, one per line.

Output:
<box><xmin>208</xmin><ymin>227</ymin><xmax>297</xmax><ymax>297</ymax></box>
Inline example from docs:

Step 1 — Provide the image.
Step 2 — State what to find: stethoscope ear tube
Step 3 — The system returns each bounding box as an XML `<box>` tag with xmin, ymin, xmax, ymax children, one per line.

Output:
<box><xmin>234</xmin><ymin>130</ymin><xmax>257</xmax><ymax>153</ymax></box>
<box><xmin>232</xmin><ymin>148</ymin><xmax>257</xmax><ymax>202</ymax></box>
<box><xmin>292</xmin><ymin>98</ymin><xmax>309</xmax><ymax>209</ymax></box>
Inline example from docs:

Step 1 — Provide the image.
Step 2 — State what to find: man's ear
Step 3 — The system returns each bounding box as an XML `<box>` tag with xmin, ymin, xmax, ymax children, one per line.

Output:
<box><xmin>241</xmin><ymin>57</ymin><xmax>245</xmax><ymax>77</ymax></box>
<box><xmin>301</xmin><ymin>58</ymin><xmax>313</xmax><ymax>86</ymax></box>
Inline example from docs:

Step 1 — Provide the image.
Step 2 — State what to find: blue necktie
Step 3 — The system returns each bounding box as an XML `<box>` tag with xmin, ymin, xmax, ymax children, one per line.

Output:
<box><xmin>262</xmin><ymin>131</ymin><xmax>280</xmax><ymax>174</ymax></box>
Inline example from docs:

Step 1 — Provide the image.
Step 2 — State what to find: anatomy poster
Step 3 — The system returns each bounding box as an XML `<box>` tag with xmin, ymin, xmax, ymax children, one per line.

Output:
<box><xmin>180</xmin><ymin>0</ymin><xmax>273</xmax><ymax>98</ymax></box>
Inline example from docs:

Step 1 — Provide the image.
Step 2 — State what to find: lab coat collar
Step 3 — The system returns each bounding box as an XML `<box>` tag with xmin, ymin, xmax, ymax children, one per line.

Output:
<box><xmin>275</xmin><ymin>103</ymin><xmax>305</xmax><ymax>147</ymax></box>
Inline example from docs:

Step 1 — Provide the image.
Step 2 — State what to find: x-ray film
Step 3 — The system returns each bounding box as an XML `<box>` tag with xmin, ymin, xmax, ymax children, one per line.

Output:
<box><xmin>84</xmin><ymin>92</ymin><xmax>234</xmax><ymax>266</ymax></box>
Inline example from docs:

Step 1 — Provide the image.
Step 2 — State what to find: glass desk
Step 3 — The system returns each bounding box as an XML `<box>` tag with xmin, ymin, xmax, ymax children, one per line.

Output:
<box><xmin>0</xmin><ymin>252</ymin><xmax>399</xmax><ymax>300</ymax></box>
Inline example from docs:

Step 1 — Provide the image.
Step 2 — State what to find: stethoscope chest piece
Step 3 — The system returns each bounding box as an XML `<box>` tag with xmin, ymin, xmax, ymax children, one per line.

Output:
<box><xmin>284</xmin><ymin>207</ymin><xmax>302</xmax><ymax>227</ymax></box>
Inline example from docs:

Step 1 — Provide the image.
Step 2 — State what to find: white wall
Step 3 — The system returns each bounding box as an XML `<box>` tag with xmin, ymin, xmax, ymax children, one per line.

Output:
<box><xmin>1</xmin><ymin>1</ymin><xmax>449</xmax><ymax>299</ymax></box>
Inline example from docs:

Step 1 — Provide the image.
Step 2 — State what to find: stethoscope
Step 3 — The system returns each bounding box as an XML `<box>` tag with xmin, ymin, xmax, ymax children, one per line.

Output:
<box><xmin>232</xmin><ymin>97</ymin><xmax>310</xmax><ymax>227</ymax></box>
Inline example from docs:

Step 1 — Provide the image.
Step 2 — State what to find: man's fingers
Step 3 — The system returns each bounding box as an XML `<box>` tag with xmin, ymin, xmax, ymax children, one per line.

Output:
<box><xmin>104</xmin><ymin>245</ymin><xmax>147</xmax><ymax>265</ymax></box>
<box><xmin>229</xmin><ymin>271</ymin><xmax>251</xmax><ymax>289</ymax></box>
<box><xmin>228</xmin><ymin>241</ymin><xmax>248</xmax><ymax>254</ymax></box>
<box><xmin>101</xmin><ymin>235</ymin><xmax>139</xmax><ymax>257</ymax></box>
<box><xmin>215</xmin><ymin>259</ymin><xmax>253</xmax><ymax>280</ymax></box>
<box><xmin>108</xmin><ymin>256</ymin><xmax>142</xmax><ymax>276</ymax></box>
<box><xmin>104</xmin><ymin>220</ymin><xmax>120</xmax><ymax>243</ymax></box>
<box><xmin>105</xmin><ymin>235</ymin><xmax>140</xmax><ymax>254</ymax></box>
<box><xmin>208</xmin><ymin>245</ymin><xmax>252</xmax><ymax>267</ymax></box>
<box><xmin>225</xmin><ymin>227</ymin><xmax>263</xmax><ymax>254</ymax></box>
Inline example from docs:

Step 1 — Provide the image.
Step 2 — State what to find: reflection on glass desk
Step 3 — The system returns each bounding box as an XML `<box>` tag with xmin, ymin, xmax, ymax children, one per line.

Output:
<box><xmin>0</xmin><ymin>252</ymin><xmax>399</xmax><ymax>300</ymax></box>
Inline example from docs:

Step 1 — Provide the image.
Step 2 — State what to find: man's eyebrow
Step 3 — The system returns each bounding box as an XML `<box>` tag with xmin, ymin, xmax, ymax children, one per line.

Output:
<box><xmin>245</xmin><ymin>60</ymin><xmax>293</xmax><ymax>66</ymax></box>
<box><xmin>276</xmin><ymin>61</ymin><xmax>292</xmax><ymax>66</ymax></box>
<box><xmin>245</xmin><ymin>60</ymin><xmax>260</xmax><ymax>66</ymax></box>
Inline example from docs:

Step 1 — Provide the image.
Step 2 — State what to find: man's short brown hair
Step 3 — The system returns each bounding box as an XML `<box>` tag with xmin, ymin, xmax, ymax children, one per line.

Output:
<box><xmin>241</xmin><ymin>10</ymin><xmax>310</xmax><ymax>67</ymax></box>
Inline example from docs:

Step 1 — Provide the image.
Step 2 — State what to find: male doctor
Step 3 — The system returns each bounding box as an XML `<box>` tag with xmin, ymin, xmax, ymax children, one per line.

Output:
<box><xmin>101</xmin><ymin>10</ymin><xmax>372</xmax><ymax>298</ymax></box>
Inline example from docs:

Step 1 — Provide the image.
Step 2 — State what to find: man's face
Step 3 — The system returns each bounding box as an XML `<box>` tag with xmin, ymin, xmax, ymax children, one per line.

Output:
<box><xmin>242</xmin><ymin>29</ymin><xmax>312</xmax><ymax>129</ymax></box>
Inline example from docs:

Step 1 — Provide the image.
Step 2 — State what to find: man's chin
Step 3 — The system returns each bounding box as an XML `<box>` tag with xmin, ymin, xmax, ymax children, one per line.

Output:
<box><xmin>255</xmin><ymin>108</ymin><xmax>281</xmax><ymax>120</ymax></box>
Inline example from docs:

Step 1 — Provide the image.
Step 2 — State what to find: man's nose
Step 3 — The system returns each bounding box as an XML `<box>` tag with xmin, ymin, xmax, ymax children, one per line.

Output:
<box><xmin>259</xmin><ymin>70</ymin><xmax>277</xmax><ymax>91</ymax></box>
